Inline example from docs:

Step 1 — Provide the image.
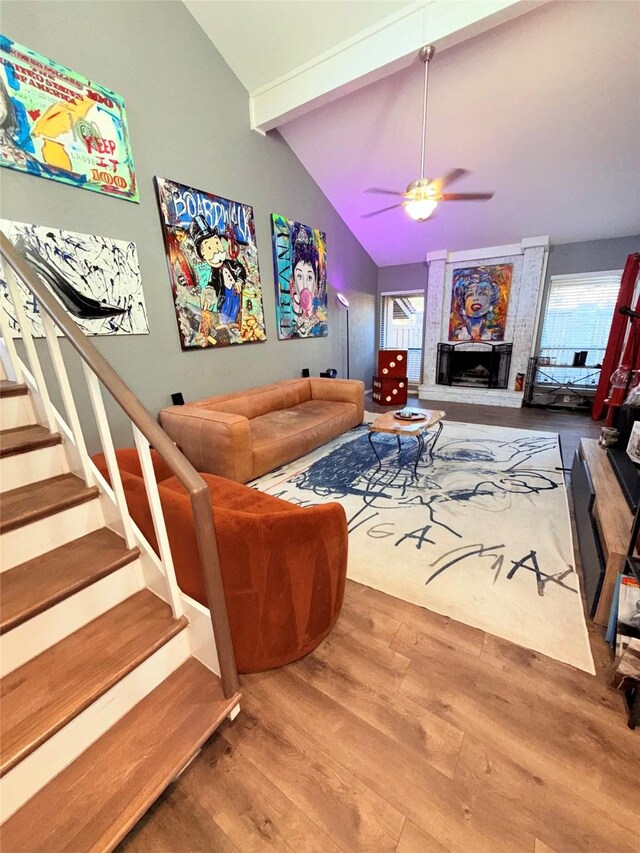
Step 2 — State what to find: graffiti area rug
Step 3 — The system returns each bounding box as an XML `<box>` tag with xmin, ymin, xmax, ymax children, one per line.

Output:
<box><xmin>251</xmin><ymin>417</ymin><xmax>595</xmax><ymax>674</ymax></box>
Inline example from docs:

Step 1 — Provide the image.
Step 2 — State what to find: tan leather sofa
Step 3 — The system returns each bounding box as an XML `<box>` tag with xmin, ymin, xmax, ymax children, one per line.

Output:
<box><xmin>159</xmin><ymin>378</ymin><xmax>365</xmax><ymax>483</ymax></box>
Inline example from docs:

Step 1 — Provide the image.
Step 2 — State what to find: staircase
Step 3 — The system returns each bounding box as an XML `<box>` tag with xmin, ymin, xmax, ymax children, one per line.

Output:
<box><xmin>0</xmin><ymin>235</ymin><xmax>241</xmax><ymax>850</ymax></box>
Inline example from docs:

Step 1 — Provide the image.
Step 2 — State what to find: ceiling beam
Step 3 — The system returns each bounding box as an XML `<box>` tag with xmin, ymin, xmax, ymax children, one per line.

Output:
<box><xmin>250</xmin><ymin>0</ymin><xmax>546</xmax><ymax>135</ymax></box>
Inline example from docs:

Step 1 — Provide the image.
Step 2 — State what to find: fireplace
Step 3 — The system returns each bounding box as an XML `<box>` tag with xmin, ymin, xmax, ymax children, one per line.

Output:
<box><xmin>436</xmin><ymin>343</ymin><xmax>512</xmax><ymax>389</ymax></box>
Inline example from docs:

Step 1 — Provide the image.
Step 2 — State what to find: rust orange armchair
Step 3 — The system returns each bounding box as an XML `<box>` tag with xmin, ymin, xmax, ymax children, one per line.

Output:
<box><xmin>92</xmin><ymin>449</ymin><xmax>348</xmax><ymax>673</ymax></box>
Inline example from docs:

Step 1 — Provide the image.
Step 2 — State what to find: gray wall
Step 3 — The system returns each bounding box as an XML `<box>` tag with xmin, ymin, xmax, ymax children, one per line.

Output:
<box><xmin>0</xmin><ymin>1</ymin><xmax>377</xmax><ymax>449</ymax></box>
<box><xmin>377</xmin><ymin>262</ymin><xmax>429</xmax><ymax>296</ymax></box>
<box><xmin>545</xmin><ymin>235</ymin><xmax>639</xmax><ymax>278</ymax></box>
<box><xmin>377</xmin><ymin>235</ymin><xmax>640</xmax><ymax>299</ymax></box>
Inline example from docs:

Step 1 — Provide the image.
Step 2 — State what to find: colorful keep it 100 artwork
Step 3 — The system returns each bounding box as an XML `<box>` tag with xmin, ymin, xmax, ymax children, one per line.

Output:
<box><xmin>271</xmin><ymin>213</ymin><xmax>327</xmax><ymax>339</ymax></box>
<box><xmin>448</xmin><ymin>263</ymin><xmax>513</xmax><ymax>341</ymax></box>
<box><xmin>0</xmin><ymin>36</ymin><xmax>138</xmax><ymax>201</ymax></box>
<box><xmin>155</xmin><ymin>177</ymin><xmax>267</xmax><ymax>350</ymax></box>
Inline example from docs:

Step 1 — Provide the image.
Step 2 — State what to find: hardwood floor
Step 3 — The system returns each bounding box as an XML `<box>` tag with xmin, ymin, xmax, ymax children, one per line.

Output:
<box><xmin>369</xmin><ymin>394</ymin><xmax>602</xmax><ymax>465</ymax></box>
<box><xmin>120</xmin><ymin>402</ymin><xmax>638</xmax><ymax>853</ymax></box>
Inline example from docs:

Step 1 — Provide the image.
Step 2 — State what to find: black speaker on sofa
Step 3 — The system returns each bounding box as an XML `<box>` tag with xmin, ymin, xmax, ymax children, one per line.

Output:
<box><xmin>301</xmin><ymin>368</ymin><xmax>310</xmax><ymax>378</ymax></box>
<box><xmin>171</xmin><ymin>392</ymin><xmax>185</xmax><ymax>406</ymax></box>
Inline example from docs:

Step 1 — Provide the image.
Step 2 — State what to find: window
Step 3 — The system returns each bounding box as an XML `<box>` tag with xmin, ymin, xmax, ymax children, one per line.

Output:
<box><xmin>537</xmin><ymin>270</ymin><xmax>621</xmax><ymax>384</ymax></box>
<box><xmin>380</xmin><ymin>293</ymin><xmax>424</xmax><ymax>382</ymax></box>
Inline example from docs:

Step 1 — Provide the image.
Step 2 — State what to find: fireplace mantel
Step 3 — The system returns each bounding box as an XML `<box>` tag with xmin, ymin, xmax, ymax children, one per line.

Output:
<box><xmin>418</xmin><ymin>237</ymin><xmax>548</xmax><ymax>409</ymax></box>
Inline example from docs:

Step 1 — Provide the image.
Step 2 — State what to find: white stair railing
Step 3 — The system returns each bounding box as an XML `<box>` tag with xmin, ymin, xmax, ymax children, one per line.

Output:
<box><xmin>0</xmin><ymin>232</ymin><xmax>238</xmax><ymax>698</ymax></box>
<box><xmin>41</xmin><ymin>312</ymin><xmax>95</xmax><ymax>487</ymax></box>
<box><xmin>2</xmin><ymin>265</ymin><xmax>56</xmax><ymax>432</ymax></box>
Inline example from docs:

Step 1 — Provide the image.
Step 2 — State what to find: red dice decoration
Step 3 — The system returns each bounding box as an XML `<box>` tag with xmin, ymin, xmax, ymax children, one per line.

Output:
<box><xmin>377</xmin><ymin>349</ymin><xmax>407</xmax><ymax>378</ymax></box>
<box><xmin>373</xmin><ymin>349</ymin><xmax>408</xmax><ymax>405</ymax></box>
<box><xmin>372</xmin><ymin>375</ymin><xmax>408</xmax><ymax>406</ymax></box>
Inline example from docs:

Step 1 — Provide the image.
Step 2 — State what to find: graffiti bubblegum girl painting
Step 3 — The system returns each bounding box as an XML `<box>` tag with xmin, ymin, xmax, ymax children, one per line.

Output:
<box><xmin>448</xmin><ymin>264</ymin><xmax>513</xmax><ymax>341</ymax></box>
<box><xmin>271</xmin><ymin>214</ymin><xmax>328</xmax><ymax>339</ymax></box>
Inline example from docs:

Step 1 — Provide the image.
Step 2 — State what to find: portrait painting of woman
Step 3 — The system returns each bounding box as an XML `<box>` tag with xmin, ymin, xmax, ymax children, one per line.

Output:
<box><xmin>448</xmin><ymin>264</ymin><xmax>513</xmax><ymax>341</ymax></box>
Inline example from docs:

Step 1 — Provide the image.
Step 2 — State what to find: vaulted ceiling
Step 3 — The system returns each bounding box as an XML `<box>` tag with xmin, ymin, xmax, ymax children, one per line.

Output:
<box><xmin>186</xmin><ymin>0</ymin><xmax>640</xmax><ymax>267</ymax></box>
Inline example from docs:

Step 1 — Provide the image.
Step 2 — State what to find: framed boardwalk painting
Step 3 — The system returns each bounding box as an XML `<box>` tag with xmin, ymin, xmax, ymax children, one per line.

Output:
<box><xmin>155</xmin><ymin>177</ymin><xmax>266</xmax><ymax>350</ymax></box>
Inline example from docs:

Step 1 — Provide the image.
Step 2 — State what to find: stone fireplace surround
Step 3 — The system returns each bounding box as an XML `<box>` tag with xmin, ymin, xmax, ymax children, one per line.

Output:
<box><xmin>418</xmin><ymin>236</ymin><xmax>549</xmax><ymax>408</ymax></box>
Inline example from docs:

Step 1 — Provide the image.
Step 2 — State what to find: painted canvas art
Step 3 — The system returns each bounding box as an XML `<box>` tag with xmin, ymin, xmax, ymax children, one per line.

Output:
<box><xmin>0</xmin><ymin>219</ymin><xmax>148</xmax><ymax>337</ymax></box>
<box><xmin>448</xmin><ymin>263</ymin><xmax>512</xmax><ymax>341</ymax></box>
<box><xmin>155</xmin><ymin>177</ymin><xmax>266</xmax><ymax>350</ymax></box>
<box><xmin>271</xmin><ymin>213</ymin><xmax>327</xmax><ymax>339</ymax></box>
<box><xmin>0</xmin><ymin>36</ymin><xmax>138</xmax><ymax>201</ymax></box>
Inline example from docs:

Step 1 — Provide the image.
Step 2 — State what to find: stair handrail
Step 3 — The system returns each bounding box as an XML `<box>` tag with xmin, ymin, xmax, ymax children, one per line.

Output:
<box><xmin>0</xmin><ymin>232</ymin><xmax>239</xmax><ymax>699</ymax></box>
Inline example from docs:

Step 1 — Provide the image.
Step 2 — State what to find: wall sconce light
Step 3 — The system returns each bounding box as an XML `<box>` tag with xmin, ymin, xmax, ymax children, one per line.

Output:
<box><xmin>336</xmin><ymin>293</ymin><xmax>350</xmax><ymax>379</ymax></box>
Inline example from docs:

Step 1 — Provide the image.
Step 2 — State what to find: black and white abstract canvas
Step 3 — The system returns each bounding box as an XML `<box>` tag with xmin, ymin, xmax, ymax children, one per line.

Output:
<box><xmin>251</xmin><ymin>416</ymin><xmax>595</xmax><ymax>674</ymax></box>
<box><xmin>0</xmin><ymin>219</ymin><xmax>149</xmax><ymax>337</ymax></box>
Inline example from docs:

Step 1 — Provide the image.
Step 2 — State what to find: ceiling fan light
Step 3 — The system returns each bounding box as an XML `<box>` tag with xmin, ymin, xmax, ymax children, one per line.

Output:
<box><xmin>404</xmin><ymin>199</ymin><xmax>438</xmax><ymax>221</ymax></box>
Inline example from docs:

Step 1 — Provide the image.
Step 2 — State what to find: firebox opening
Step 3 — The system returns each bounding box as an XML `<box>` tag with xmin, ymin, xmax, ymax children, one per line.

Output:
<box><xmin>436</xmin><ymin>343</ymin><xmax>512</xmax><ymax>389</ymax></box>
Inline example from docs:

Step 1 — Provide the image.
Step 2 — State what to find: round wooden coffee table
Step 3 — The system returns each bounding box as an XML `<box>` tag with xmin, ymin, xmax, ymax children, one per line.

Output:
<box><xmin>367</xmin><ymin>409</ymin><xmax>446</xmax><ymax>475</ymax></box>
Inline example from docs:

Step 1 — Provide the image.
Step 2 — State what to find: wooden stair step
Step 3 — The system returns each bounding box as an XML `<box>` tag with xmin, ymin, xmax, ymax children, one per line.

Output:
<box><xmin>0</xmin><ymin>380</ymin><xmax>28</xmax><ymax>398</ymax></box>
<box><xmin>0</xmin><ymin>528</ymin><xmax>140</xmax><ymax>635</ymax></box>
<box><xmin>1</xmin><ymin>658</ymin><xmax>240</xmax><ymax>852</ymax></box>
<box><xmin>0</xmin><ymin>473</ymin><xmax>99</xmax><ymax>534</ymax></box>
<box><xmin>0</xmin><ymin>424</ymin><xmax>62</xmax><ymax>458</ymax></box>
<box><xmin>0</xmin><ymin>589</ymin><xmax>188</xmax><ymax>777</ymax></box>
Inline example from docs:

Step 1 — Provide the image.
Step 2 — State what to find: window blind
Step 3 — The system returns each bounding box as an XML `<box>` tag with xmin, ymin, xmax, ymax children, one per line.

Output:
<box><xmin>539</xmin><ymin>271</ymin><xmax>622</xmax><ymax>365</ymax></box>
<box><xmin>379</xmin><ymin>294</ymin><xmax>424</xmax><ymax>382</ymax></box>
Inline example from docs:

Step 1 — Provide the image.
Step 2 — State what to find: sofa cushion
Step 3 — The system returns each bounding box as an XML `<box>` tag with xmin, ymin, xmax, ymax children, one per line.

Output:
<box><xmin>251</xmin><ymin>399</ymin><xmax>357</xmax><ymax>477</ymax></box>
<box><xmin>192</xmin><ymin>383</ymin><xmax>286</xmax><ymax>419</ymax></box>
<box><xmin>279</xmin><ymin>378</ymin><xmax>312</xmax><ymax>408</ymax></box>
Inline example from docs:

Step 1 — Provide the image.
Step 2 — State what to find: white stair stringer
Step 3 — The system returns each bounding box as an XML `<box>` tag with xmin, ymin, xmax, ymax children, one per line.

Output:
<box><xmin>0</xmin><ymin>495</ymin><xmax>106</xmax><ymax>572</ymax></box>
<box><xmin>1</xmin><ymin>558</ymin><xmax>145</xmax><ymax>677</ymax></box>
<box><xmin>0</xmin><ymin>442</ymin><xmax>69</xmax><ymax>492</ymax></box>
<box><xmin>138</xmin><ymin>542</ymin><xmax>225</xmax><ymax>681</ymax></box>
<box><xmin>0</xmin><ymin>392</ymin><xmax>36</xmax><ymax>430</ymax></box>
<box><xmin>0</xmin><ymin>627</ymin><xmax>192</xmax><ymax>823</ymax></box>
<box><xmin>180</xmin><ymin>592</ymin><xmax>223</xmax><ymax>677</ymax></box>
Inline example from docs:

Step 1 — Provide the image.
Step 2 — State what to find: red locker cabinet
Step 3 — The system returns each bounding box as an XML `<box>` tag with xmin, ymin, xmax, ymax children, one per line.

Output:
<box><xmin>377</xmin><ymin>349</ymin><xmax>407</xmax><ymax>378</ymax></box>
<box><xmin>372</xmin><ymin>375</ymin><xmax>408</xmax><ymax>406</ymax></box>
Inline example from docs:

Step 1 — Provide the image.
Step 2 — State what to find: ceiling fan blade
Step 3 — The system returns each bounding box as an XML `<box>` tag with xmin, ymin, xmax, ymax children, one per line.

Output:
<box><xmin>432</xmin><ymin>168</ymin><xmax>469</xmax><ymax>192</ymax></box>
<box><xmin>441</xmin><ymin>192</ymin><xmax>494</xmax><ymax>201</ymax></box>
<box><xmin>361</xmin><ymin>203</ymin><xmax>404</xmax><ymax>218</ymax></box>
<box><xmin>364</xmin><ymin>187</ymin><xmax>406</xmax><ymax>197</ymax></box>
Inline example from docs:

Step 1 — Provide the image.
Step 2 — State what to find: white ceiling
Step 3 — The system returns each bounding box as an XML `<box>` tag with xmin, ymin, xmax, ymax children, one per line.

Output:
<box><xmin>185</xmin><ymin>0</ymin><xmax>411</xmax><ymax>92</ymax></box>
<box><xmin>188</xmin><ymin>1</ymin><xmax>640</xmax><ymax>268</ymax></box>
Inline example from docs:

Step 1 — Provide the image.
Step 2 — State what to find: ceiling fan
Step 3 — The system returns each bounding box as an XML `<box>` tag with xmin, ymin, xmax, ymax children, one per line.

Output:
<box><xmin>363</xmin><ymin>45</ymin><xmax>494</xmax><ymax>222</ymax></box>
